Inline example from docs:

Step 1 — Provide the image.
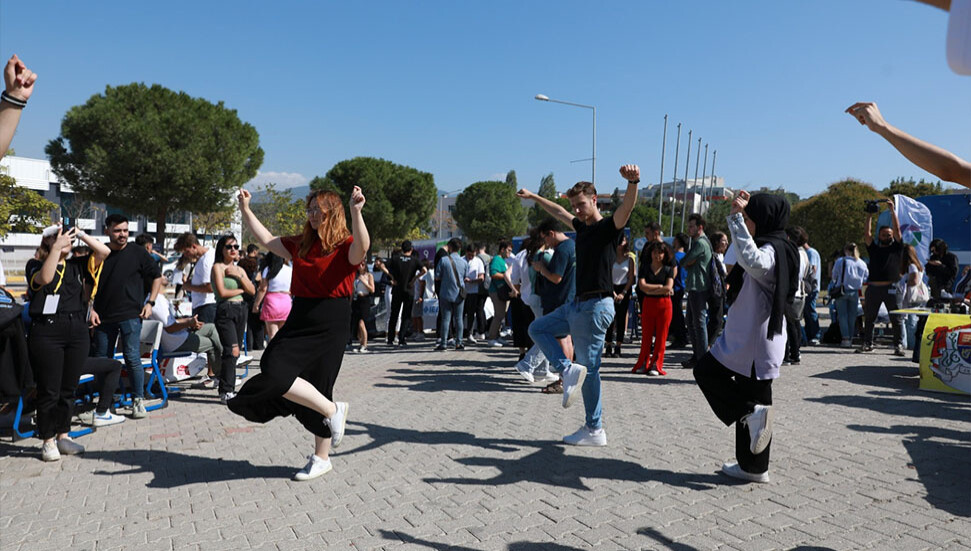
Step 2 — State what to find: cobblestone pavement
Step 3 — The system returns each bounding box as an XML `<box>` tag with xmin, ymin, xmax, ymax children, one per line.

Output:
<box><xmin>1</xmin><ymin>335</ymin><xmax>969</xmax><ymax>550</ymax></box>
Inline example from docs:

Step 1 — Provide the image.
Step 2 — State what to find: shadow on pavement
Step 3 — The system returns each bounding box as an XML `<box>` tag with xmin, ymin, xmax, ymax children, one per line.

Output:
<box><xmin>343</xmin><ymin>421</ymin><xmax>535</xmax><ymax>455</ymax></box>
<box><xmin>812</xmin><ymin>364</ymin><xmax>922</xmax><ymax>392</ymax></box>
<box><xmin>81</xmin><ymin>449</ymin><xmax>295</xmax><ymax>488</ymax></box>
<box><xmin>377</xmin><ymin>529</ymin><xmax>589</xmax><ymax>550</ymax></box>
<box><xmin>847</xmin><ymin>424</ymin><xmax>970</xmax><ymax>517</ymax></box>
<box><xmin>376</xmin><ymin>364</ymin><xmax>538</xmax><ymax>394</ymax></box>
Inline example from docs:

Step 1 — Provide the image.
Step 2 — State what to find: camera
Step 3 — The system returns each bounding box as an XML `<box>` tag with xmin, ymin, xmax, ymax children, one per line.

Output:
<box><xmin>864</xmin><ymin>199</ymin><xmax>885</xmax><ymax>214</ymax></box>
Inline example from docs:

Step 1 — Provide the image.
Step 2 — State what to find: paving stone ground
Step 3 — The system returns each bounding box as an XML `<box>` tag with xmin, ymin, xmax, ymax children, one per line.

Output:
<box><xmin>1</xmin><ymin>329</ymin><xmax>969</xmax><ymax>550</ymax></box>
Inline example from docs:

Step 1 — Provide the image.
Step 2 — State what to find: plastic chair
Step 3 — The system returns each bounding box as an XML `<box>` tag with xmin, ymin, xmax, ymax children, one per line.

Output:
<box><xmin>11</xmin><ymin>374</ymin><xmax>95</xmax><ymax>441</ymax></box>
<box><xmin>115</xmin><ymin>320</ymin><xmax>168</xmax><ymax>411</ymax></box>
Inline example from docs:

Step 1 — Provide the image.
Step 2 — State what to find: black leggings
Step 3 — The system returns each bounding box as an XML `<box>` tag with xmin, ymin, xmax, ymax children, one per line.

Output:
<box><xmin>693</xmin><ymin>353</ymin><xmax>773</xmax><ymax>474</ymax></box>
<box><xmin>215</xmin><ymin>301</ymin><xmax>247</xmax><ymax>394</ymax></box>
<box><xmin>29</xmin><ymin>314</ymin><xmax>89</xmax><ymax>439</ymax></box>
<box><xmin>605</xmin><ymin>284</ymin><xmax>631</xmax><ymax>344</ymax></box>
<box><xmin>78</xmin><ymin>357</ymin><xmax>123</xmax><ymax>414</ymax></box>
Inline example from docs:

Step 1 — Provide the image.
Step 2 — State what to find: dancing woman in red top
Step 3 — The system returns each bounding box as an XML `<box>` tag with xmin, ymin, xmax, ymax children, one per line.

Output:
<box><xmin>230</xmin><ymin>186</ymin><xmax>369</xmax><ymax>481</ymax></box>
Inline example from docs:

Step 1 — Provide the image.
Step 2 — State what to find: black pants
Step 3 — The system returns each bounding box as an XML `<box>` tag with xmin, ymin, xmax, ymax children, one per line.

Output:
<box><xmin>605</xmin><ymin>286</ymin><xmax>631</xmax><ymax>344</ymax></box>
<box><xmin>387</xmin><ymin>289</ymin><xmax>414</xmax><ymax>344</ymax></box>
<box><xmin>215</xmin><ymin>301</ymin><xmax>247</xmax><ymax>394</ymax></box>
<box><xmin>669</xmin><ymin>289</ymin><xmax>688</xmax><ymax>344</ymax></box>
<box><xmin>509</xmin><ymin>297</ymin><xmax>535</xmax><ymax>349</ymax></box>
<box><xmin>246</xmin><ymin>298</ymin><xmax>265</xmax><ymax>351</ymax></box>
<box><xmin>193</xmin><ymin>303</ymin><xmax>217</xmax><ymax>324</ymax></box>
<box><xmin>784</xmin><ymin>297</ymin><xmax>805</xmax><ymax>361</ymax></box>
<box><xmin>464</xmin><ymin>293</ymin><xmax>488</xmax><ymax>337</ymax></box>
<box><xmin>862</xmin><ymin>284</ymin><xmax>902</xmax><ymax>347</ymax></box>
<box><xmin>693</xmin><ymin>353</ymin><xmax>773</xmax><ymax>474</ymax></box>
<box><xmin>78</xmin><ymin>357</ymin><xmax>123</xmax><ymax>414</ymax></box>
<box><xmin>707</xmin><ymin>294</ymin><xmax>725</xmax><ymax>344</ymax></box>
<box><xmin>29</xmin><ymin>313</ymin><xmax>89</xmax><ymax>439</ymax></box>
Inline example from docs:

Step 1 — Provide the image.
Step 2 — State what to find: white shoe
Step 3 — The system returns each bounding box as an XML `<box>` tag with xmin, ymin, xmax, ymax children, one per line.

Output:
<box><xmin>90</xmin><ymin>410</ymin><xmax>126</xmax><ymax>427</ymax></box>
<box><xmin>358</xmin><ymin>346</ymin><xmax>370</xmax><ymax>354</ymax></box>
<box><xmin>56</xmin><ymin>437</ymin><xmax>85</xmax><ymax>456</ymax></box>
<box><xmin>238</xmin><ymin>354</ymin><xmax>254</xmax><ymax>366</ymax></box>
<box><xmin>488</xmin><ymin>339</ymin><xmax>504</xmax><ymax>347</ymax></box>
<box><xmin>220</xmin><ymin>392</ymin><xmax>237</xmax><ymax>404</ymax></box>
<box><xmin>515</xmin><ymin>360</ymin><xmax>535</xmax><ymax>383</ymax></box>
<box><xmin>293</xmin><ymin>455</ymin><xmax>333</xmax><ymax>481</ymax></box>
<box><xmin>743</xmin><ymin>405</ymin><xmax>773</xmax><ymax>455</ymax></box>
<box><xmin>646</xmin><ymin>368</ymin><xmax>660</xmax><ymax>376</ymax></box>
<box><xmin>721</xmin><ymin>461</ymin><xmax>769</xmax><ymax>483</ymax></box>
<box><xmin>328</xmin><ymin>402</ymin><xmax>349</xmax><ymax>448</ymax></box>
<box><xmin>560</xmin><ymin>363</ymin><xmax>587</xmax><ymax>409</ymax></box>
<box><xmin>131</xmin><ymin>397</ymin><xmax>148</xmax><ymax>419</ymax></box>
<box><xmin>41</xmin><ymin>440</ymin><xmax>61</xmax><ymax>462</ymax></box>
<box><xmin>467</xmin><ymin>335</ymin><xmax>477</xmax><ymax>344</ymax></box>
<box><xmin>563</xmin><ymin>425</ymin><xmax>607</xmax><ymax>446</ymax></box>
<box><xmin>541</xmin><ymin>371</ymin><xmax>560</xmax><ymax>384</ymax></box>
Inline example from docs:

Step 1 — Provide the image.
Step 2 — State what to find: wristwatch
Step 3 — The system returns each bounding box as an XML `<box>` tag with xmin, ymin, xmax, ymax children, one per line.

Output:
<box><xmin>147</xmin><ymin>300</ymin><xmax>156</xmax><ymax>306</ymax></box>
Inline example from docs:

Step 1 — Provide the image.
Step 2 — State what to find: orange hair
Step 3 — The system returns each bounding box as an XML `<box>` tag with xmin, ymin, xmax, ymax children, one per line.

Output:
<box><xmin>298</xmin><ymin>190</ymin><xmax>351</xmax><ymax>258</ymax></box>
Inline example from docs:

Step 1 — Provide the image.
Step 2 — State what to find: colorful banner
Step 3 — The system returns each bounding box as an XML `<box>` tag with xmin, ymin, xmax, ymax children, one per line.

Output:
<box><xmin>918</xmin><ymin>313</ymin><xmax>971</xmax><ymax>395</ymax></box>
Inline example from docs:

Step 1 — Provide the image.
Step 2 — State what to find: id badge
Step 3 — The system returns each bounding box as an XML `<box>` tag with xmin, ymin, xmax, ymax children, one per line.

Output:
<box><xmin>43</xmin><ymin>295</ymin><xmax>61</xmax><ymax>315</ymax></box>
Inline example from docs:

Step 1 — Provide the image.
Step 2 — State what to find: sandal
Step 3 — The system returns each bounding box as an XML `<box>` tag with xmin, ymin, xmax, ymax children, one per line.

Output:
<box><xmin>541</xmin><ymin>380</ymin><xmax>564</xmax><ymax>394</ymax></box>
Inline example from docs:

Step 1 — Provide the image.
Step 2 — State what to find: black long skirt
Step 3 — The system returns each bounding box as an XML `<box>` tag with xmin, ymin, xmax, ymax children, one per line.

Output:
<box><xmin>228</xmin><ymin>296</ymin><xmax>351</xmax><ymax>438</ymax></box>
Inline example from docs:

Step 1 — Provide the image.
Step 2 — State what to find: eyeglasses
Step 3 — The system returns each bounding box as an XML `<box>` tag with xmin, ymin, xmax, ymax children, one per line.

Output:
<box><xmin>306</xmin><ymin>207</ymin><xmax>325</xmax><ymax>217</ymax></box>
<box><xmin>224</xmin><ymin>244</ymin><xmax>240</xmax><ymax>250</ymax></box>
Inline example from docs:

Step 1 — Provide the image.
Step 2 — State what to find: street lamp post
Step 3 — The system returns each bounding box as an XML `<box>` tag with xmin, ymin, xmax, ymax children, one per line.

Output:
<box><xmin>535</xmin><ymin>94</ymin><xmax>596</xmax><ymax>185</ymax></box>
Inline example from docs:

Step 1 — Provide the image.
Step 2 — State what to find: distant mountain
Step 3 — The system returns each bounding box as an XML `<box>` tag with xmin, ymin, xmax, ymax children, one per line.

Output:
<box><xmin>249</xmin><ymin>184</ymin><xmax>312</xmax><ymax>204</ymax></box>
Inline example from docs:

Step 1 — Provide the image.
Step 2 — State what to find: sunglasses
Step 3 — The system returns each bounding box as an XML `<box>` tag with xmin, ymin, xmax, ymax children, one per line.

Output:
<box><xmin>224</xmin><ymin>244</ymin><xmax>240</xmax><ymax>250</ymax></box>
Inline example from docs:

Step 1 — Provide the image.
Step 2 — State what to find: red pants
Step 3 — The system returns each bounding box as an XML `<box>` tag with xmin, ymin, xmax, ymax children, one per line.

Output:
<box><xmin>635</xmin><ymin>296</ymin><xmax>672</xmax><ymax>373</ymax></box>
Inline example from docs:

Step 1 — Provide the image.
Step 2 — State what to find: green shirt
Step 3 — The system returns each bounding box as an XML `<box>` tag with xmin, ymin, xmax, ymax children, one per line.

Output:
<box><xmin>489</xmin><ymin>255</ymin><xmax>509</xmax><ymax>293</ymax></box>
<box><xmin>682</xmin><ymin>235</ymin><xmax>712</xmax><ymax>292</ymax></box>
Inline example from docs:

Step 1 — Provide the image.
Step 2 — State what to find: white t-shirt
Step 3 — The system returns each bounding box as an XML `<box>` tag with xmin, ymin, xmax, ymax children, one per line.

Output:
<box><xmin>150</xmin><ymin>294</ymin><xmax>189</xmax><ymax>352</ymax></box>
<box><xmin>948</xmin><ymin>0</ymin><xmax>971</xmax><ymax>75</ymax></box>
<box><xmin>416</xmin><ymin>269</ymin><xmax>435</xmax><ymax>299</ymax></box>
<box><xmin>465</xmin><ymin>256</ymin><xmax>485</xmax><ymax>294</ymax></box>
<box><xmin>190</xmin><ymin>248</ymin><xmax>217</xmax><ymax>310</ymax></box>
<box><xmin>262</xmin><ymin>263</ymin><xmax>292</xmax><ymax>293</ymax></box>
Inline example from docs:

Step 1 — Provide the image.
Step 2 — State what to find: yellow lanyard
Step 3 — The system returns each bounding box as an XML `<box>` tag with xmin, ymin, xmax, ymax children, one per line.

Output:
<box><xmin>51</xmin><ymin>261</ymin><xmax>66</xmax><ymax>295</ymax></box>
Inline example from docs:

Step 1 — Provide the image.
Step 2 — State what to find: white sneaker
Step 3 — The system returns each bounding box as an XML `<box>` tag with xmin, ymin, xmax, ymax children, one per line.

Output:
<box><xmin>646</xmin><ymin>368</ymin><xmax>660</xmax><ymax>376</ymax></box>
<box><xmin>91</xmin><ymin>410</ymin><xmax>126</xmax><ymax>427</ymax></box>
<box><xmin>721</xmin><ymin>461</ymin><xmax>770</xmax><ymax>483</ymax></box>
<box><xmin>488</xmin><ymin>339</ymin><xmax>504</xmax><ymax>347</ymax></box>
<box><xmin>41</xmin><ymin>440</ymin><xmax>60</xmax><ymax>462</ymax></box>
<box><xmin>220</xmin><ymin>392</ymin><xmax>237</xmax><ymax>404</ymax></box>
<box><xmin>131</xmin><ymin>397</ymin><xmax>148</xmax><ymax>419</ymax></box>
<box><xmin>541</xmin><ymin>371</ymin><xmax>560</xmax><ymax>384</ymax></box>
<box><xmin>293</xmin><ymin>454</ymin><xmax>333</xmax><ymax>481</ymax></box>
<box><xmin>56</xmin><ymin>437</ymin><xmax>85</xmax><ymax>455</ymax></box>
<box><xmin>743</xmin><ymin>405</ymin><xmax>773</xmax><ymax>455</ymax></box>
<box><xmin>515</xmin><ymin>360</ymin><xmax>535</xmax><ymax>383</ymax></box>
<box><xmin>467</xmin><ymin>335</ymin><xmax>478</xmax><ymax>344</ymax></box>
<box><xmin>563</xmin><ymin>425</ymin><xmax>607</xmax><ymax>446</ymax></box>
<box><xmin>560</xmin><ymin>363</ymin><xmax>587</xmax><ymax>409</ymax></box>
<box><xmin>327</xmin><ymin>402</ymin><xmax>349</xmax><ymax>448</ymax></box>
<box><xmin>238</xmin><ymin>354</ymin><xmax>254</xmax><ymax>366</ymax></box>
<box><xmin>358</xmin><ymin>346</ymin><xmax>370</xmax><ymax>354</ymax></box>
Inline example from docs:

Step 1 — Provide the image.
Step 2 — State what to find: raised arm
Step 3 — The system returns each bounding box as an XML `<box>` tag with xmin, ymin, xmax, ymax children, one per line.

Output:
<box><xmin>864</xmin><ymin>213</ymin><xmax>874</xmax><ymax>247</ymax></box>
<box><xmin>0</xmin><ymin>55</ymin><xmax>37</xmax><ymax>160</ymax></box>
<box><xmin>613</xmin><ymin>164</ymin><xmax>641</xmax><ymax>230</ymax></box>
<box><xmin>516</xmin><ymin>188</ymin><xmax>575</xmax><ymax>228</ymax></box>
<box><xmin>347</xmin><ymin>186</ymin><xmax>370</xmax><ymax>266</ymax></box>
<box><xmin>237</xmin><ymin>189</ymin><xmax>291</xmax><ymax>260</ymax></box>
<box><xmin>77</xmin><ymin>229</ymin><xmax>110</xmax><ymax>266</ymax></box>
<box><xmin>34</xmin><ymin>229</ymin><xmax>74</xmax><ymax>286</ymax></box>
<box><xmin>887</xmin><ymin>197</ymin><xmax>902</xmax><ymax>242</ymax></box>
<box><xmin>846</xmin><ymin>102</ymin><xmax>970</xmax><ymax>188</ymax></box>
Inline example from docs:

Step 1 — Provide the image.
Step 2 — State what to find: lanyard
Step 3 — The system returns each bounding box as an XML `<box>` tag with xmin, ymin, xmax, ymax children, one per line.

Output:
<box><xmin>51</xmin><ymin>261</ymin><xmax>66</xmax><ymax>295</ymax></box>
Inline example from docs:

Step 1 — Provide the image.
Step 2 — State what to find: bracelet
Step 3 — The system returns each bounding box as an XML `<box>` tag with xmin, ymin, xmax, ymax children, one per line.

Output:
<box><xmin>0</xmin><ymin>91</ymin><xmax>27</xmax><ymax>108</ymax></box>
<box><xmin>628</xmin><ymin>179</ymin><xmax>640</xmax><ymax>185</ymax></box>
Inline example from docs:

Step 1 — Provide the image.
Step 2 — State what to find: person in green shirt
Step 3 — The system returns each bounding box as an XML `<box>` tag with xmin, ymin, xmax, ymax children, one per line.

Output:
<box><xmin>486</xmin><ymin>241</ymin><xmax>517</xmax><ymax>346</ymax></box>
<box><xmin>680</xmin><ymin>213</ymin><xmax>713</xmax><ymax>369</ymax></box>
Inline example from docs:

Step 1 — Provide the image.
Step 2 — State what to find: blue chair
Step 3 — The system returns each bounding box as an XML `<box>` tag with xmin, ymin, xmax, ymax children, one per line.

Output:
<box><xmin>115</xmin><ymin>320</ymin><xmax>168</xmax><ymax>412</ymax></box>
<box><xmin>11</xmin><ymin>373</ymin><xmax>95</xmax><ymax>441</ymax></box>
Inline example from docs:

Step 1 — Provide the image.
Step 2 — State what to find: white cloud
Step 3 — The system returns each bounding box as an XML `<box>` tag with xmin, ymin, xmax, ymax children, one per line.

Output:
<box><xmin>244</xmin><ymin>171</ymin><xmax>310</xmax><ymax>191</ymax></box>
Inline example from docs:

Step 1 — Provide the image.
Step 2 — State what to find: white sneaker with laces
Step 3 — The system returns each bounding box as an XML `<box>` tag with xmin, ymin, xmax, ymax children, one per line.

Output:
<box><xmin>41</xmin><ymin>440</ymin><xmax>60</xmax><ymax>462</ymax></box>
<box><xmin>131</xmin><ymin>397</ymin><xmax>148</xmax><ymax>419</ymax></box>
<box><xmin>220</xmin><ymin>392</ymin><xmax>237</xmax><ymax>404</ymax></box>
<box><xmin>560</xmin><ymin>363</ymin><xmax>587</xmax><ymax>409</ymax></box>
<box><xmin>563</xmin><ymin>425</ymin><xmax>607</xmax><ymax>446</ymax></box>
<box><xmin>515</xmin><ymin>360</ymin><xmax>535</xmax><ymax>383</ymax></box>
<box><xmin>328</xmin><ymin>402</ymin><xmax>349</xmax><ymax>448</ymax></box>
<box><xmin>721</xmin><ymin>461</ymin><xmax>769</xmax><ymax>483</ymax></box>
<box><xmin>293</xmin><ymin>455</ymin><xmax>333</xmax><ymax>481</ymax></box>
<box><xmin>92</xmin><ymin>410</ymin><xmax>126</xmax><ymax>427</ymax></box>
<box><xmin>56</xmin><ymin>437</ymin><xmax>85</xmax><ymax>455</ymax></box>
<box><xmin>358</xmin><ymin>346</ymin><xmax>370</xmax><ymax>354</ymax></box>
<box><xmin>541</xmin><ymin>371</ymin><xmax>560</xmax><ymax>384</ymax></box>
<box><xmin>742</xmin><ymin>405</ymin><xmax>773</xmax><ymax>455</ymax></box>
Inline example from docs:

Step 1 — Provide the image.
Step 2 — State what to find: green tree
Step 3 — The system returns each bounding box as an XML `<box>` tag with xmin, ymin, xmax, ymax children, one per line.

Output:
<box><xmin>703</xmin><ymin>198</ymin><xmax>733</xmax><ymax>237</ymax></box>
<box><xmin>527</xmin><ymin>172</ymin><xmax>571</xmax><ymax>230</ymax></box>
<box><xmin>453</xmin><ymin>180</ymin><xmax>527</xmax><ymax>244</ymax></box>
<box><xmin>192</xmin><ymin>208</ymin><xmax>236</xmax><ymax>241</ymax></box>
<box><xmin>753</xmin><ymin>186</ymin><xmax>801</xmax><ymax>207</ymax></box>
<box><xmin>790</xmin><ymin>179</ymin><xmax>885</xmax><ymax>273</ymax></box>
<box><xmin>505</xmin><ymin>170</ymin><xmax>518</xmax><ymax>188</ymax></box>
<box><xmin>45</xmin><ymin>83</ymin><xmax>263</xmax><ymax>246</ymax></box>
<box><xmin>247</xmin><ymin>183</ymin><xmax>306</xmax><ymax>244</ymax></box>
<box><xmin>882</xmin><ymin>177</ymin><xmax>945</xmax><ymax>199</ymax></box>
<box><xmin>0</xmin><ymin>173</ymin><xmax>57</xmax><ymax>238</ymax></box>
<box><xmin>314</xmin><ymin>157</ymin><xmax>436</xmax><ymax>251</ymax></box>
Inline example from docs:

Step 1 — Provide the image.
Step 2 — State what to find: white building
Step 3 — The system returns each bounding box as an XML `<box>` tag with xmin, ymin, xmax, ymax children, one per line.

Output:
<box><xmin>641</xmin><ymin>177</ymin><xmax>732</xmax><ymax>213</ymax></box>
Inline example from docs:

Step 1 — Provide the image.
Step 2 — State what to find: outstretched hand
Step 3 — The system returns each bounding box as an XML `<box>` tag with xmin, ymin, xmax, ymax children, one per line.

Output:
<box><xmin>845</xmin><ymin>102</ymin><xmax>888</xmax><ymax>134</ymax></box>
<box><xmin>516</xmin><ymin>188</ymin><xmax>534</xmax><ymax>200</ymax></box>
<box><xmin>4</xmin><ymin>55</ymin><xmax>37</xmax><ymax>101</ymax></box>
<box><xmin>350</xmin><ymin>185</ymin><xmax>365</xmax><ymax>213</ymax></box>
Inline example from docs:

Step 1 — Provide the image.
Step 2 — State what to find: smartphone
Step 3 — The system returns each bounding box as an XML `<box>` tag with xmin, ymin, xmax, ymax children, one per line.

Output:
<box><xmin>61</xmin><ymin>216</ymin><xmax>73</xmax><ymax>233</ymax></box>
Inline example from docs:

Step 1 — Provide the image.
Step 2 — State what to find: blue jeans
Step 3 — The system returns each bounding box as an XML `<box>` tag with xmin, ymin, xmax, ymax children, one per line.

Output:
<box><xmin>93</xmin><ymin>318</ymin><xmax>144</xmax><ymax>398</ymax></box>
<box><xmin>801</xmin><ymin>290</ymin><xmax>820</xmax><ymax>343</ymax></box>
<box><xmin>834</xmin><ymin>294</ymin><xmax>859</xmax><ymax>342</ymax></box>
<box><xmin>686</xmin><ymin>289</ymin><xmax>710</xmax><ymax>361</ymax></box>
<box><xmin>902</xmin><ymin>313</ymin><xmax>919</xmax><ymax>350</ymax></box>
<box><xmin>439</xmin><ymin>298</ymin><xmax>465</xmax><ymax>347</ymax></box>
<box><xmin>528</xmin><ymin>297</ymin><xmax>613</xmax><ymax>430</ymax></box>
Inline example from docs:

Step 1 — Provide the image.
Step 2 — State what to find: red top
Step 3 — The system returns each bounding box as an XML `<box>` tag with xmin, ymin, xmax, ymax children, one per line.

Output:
<box><xmin>281</xmin><ymin>235</ymin><xmax>357</xmax><ymax>298</ymax></box>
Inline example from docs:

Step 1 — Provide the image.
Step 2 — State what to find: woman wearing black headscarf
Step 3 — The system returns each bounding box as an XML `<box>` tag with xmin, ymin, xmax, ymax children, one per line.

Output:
<box><xmin>693</xmin><ymin>192</ymin><xmax>799</xmax><ymax>484</ymax></box>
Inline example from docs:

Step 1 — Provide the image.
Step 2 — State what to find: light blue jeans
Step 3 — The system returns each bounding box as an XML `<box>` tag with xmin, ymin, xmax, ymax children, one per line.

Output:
<box><xmin>834</xmin><ymin>294</ymin><xmax>859</xmax><ymax>342</ymax></box>
<box><xmin>528</xmin><ymin>297</ymin><xmax>614</xmax><ymax>430</ymax></box>
<box><xmin>439</xmin><ymin>298</ymin><xmax>465</xmax><ymax>347</ymax></box>
<box><xmin>93</xmin><ymin>318</ymin><xmax>144</xmax><ymax>398</ymax></box>
<box><xmin>902</xmin><ymin>313</ymin><xmax>919</xmax><ymax>350</ymax></box>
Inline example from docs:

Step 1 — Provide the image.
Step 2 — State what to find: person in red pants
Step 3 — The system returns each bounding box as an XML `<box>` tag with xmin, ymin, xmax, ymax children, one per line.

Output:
<box><xmin>633</xmin><ymin>241</ymin><xmax>676</xmax><ymax>376</ymax></box>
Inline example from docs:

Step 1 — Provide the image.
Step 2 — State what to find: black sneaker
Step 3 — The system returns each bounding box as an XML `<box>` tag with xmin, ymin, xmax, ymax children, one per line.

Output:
<box><xmin>855</xmin><ymin>344</ymin><xmax>873</xmax><ymax>354</ymax></box>
<box><xmin>434</xmin><ymin>344</ymin><xmax>447</xmax><ymax>351</ymax></box>
<box><xmin>455</xmin><ymin>344</ymin><xmax>465</xmax><ymax>351</ymax></box>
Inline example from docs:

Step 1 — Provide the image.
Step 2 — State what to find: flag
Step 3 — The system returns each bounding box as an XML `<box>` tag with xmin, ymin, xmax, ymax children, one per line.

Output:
<box><xmin>893</xmin><ymin>194</ymin><xmax>934</xmax><ymax>266</ymax></box>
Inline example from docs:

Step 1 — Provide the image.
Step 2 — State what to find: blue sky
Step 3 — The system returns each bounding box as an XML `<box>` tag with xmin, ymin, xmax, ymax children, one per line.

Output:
<box><xmin>2</xmin><ymin>1</ymin><xmax>968</xmax><ymax>199</ymax></box>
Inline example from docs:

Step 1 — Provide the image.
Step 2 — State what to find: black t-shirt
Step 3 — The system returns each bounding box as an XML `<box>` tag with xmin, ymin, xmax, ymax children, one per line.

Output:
<box><xmin>26</xmin><ymin>256</ymin><xmax>91</xmax><ymax>317</ymax></box>
<box><xmin>639</xmin><ymin>263</ymin><xmax>674</xmax><ymax>288</ymax></box>
<box><xmin>388</xmin><ymin>253</ymin><xmax>421</xmax><ymax>293</ymax></box>
<box><xmin>93</xmin><ymin>244</ymin><xmax>162</xmax><ymax>323</ymax></box>
<box><xmin>866</xmin><ymin>240</ymin><xmax>904</xmax><ymax>283</ymax></box>
<box><xmin>572</xmin><ymin>215</ymin><xmax>623</xmax><ymax>296</ymax></box>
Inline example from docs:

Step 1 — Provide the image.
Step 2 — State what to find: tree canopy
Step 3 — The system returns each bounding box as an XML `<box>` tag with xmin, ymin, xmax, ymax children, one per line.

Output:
<box><xmin>0</xmin><ymin>173</ymin><xmax>56</xmax><ymax>238</ymax></box>
<box><xmin>790</xmin><ymin>179</ymin><xmax>885</xmax><ymax>270</ymax></box>
<box><xmin>527</xmin><ymin>172</ymin><xmax>571</xmax><ymax>230</ymax></box>
<box><xmin>453</xmin><ymin>180</ymin><xmax>527</xmax><ymax>245</ymax></box>
<box><xmin>882</xmin><ymin>177</ymin><xmax>946</xmax><ymax>199</ymax></box>
<box><xmin>245</xmin><ymin>183</ymin><xmax>306</xmax><ymax>244</ymax></box>
<box><xmin>505</xmin><ymin>170</ymin><xmax>518</xmax><ymax>188</ymax></box>
<box><xmin>313</xmin><ymin>157</ymin><xmax>436</xmax><ymax>250</ymax></box>
<box><xmin>45</xmin><ymin>83</ymin><xmax>263</xmax><ymax>247</ymax></box>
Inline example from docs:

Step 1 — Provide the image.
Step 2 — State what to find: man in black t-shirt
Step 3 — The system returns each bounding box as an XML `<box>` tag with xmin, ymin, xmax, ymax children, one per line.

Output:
<box><xmin>385</xmin><ymin>240</ymin><xmax>421</xmax><ymax>346</ymax></box>
<box><xmin>91</xmin><ymin>214</ymin><xmax>163</xmax><ymax>418</ymax></box>
<box><xmin>517</xmin><ymin>165</ymin><xmax>641</xmax><ymax>447</ymax></box>
<box><xmin>857</xmin><ymin>198</ymin><xmax>904</xmax><ymax>355</ymax></box>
